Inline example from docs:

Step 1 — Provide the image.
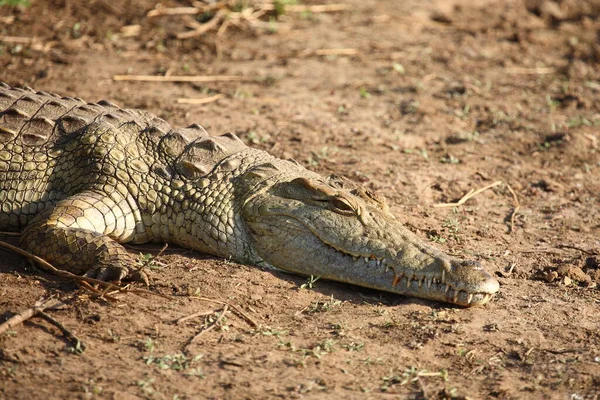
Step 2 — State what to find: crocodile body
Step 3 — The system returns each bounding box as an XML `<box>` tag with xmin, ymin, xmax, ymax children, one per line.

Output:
<box><xmin>0</xmin><ymin>83</ymin><xmax>499</xmax><ymax>306</ymax></box>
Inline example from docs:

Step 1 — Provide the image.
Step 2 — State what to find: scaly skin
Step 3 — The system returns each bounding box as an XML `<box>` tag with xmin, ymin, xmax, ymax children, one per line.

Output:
<box><xmin>0</xmin><ymin>83</ymin><xmax>499</xmax><ymax>306</ymax></box>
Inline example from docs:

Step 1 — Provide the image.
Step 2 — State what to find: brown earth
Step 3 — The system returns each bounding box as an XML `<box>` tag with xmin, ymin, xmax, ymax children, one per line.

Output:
<box><xmin>1</xmin><ymin>0</ymin><xmax>600</xmax><ymax>399</ymax></box>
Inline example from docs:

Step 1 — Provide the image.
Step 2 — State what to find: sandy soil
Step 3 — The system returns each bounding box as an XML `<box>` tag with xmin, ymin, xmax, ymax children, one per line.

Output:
<box><xmin>1</xmin><ymin>0</ymin><xmax>599</xmax><ymax>399</ymax></box>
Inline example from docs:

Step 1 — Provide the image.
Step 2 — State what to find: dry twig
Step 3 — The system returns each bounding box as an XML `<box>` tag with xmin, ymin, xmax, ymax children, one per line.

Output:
<box><xmin>147</xmin><ymin>6</ymin><xmax>199</xmax><ymax>17</ymax></box>
<box><xmin>177</xmin><ymin>9</ymin><xmax>227</xmax><ymax>39</ymax></box>
<box><xmin>0</xmin><ymin>240</ymin><xmax>122</xmax><ymax>290</ymax></box>
<box><xmin>37</xmin><ymin>311</ymin><xmax>86</xmax><ymax>351</ymax></box>
<box><xmin>0</xmin><ymin>36</ymin><xmax>34</xmax><ymax>44</ymax></box>
<box><xmin>177</xmin><ymin>94</ymin><xmax>225</xmax><ymax>105</ymax></box>
<box><xmin>191</xmin><ymin>296</ymin><xmax>259</xmax><ymax>328</ymax></box>
<box><xmin>506</xmin><ymin>183</ymin><xmax>520</xmax><ymax>233</ymax></box>
<box><xmin>0</xmin><ymin>231</ymin><xmax>20</xmax><ymax>237</ymax></box>
<box><xmin>147</xmin><ymin>1</ymin><xmax>349</xmax><ymax>39</ymax></box>
<box><xmin>175</xmin><ymin>310</ymin><xmax>217</xmax><ymax>325</ymax></box>
<box><xmin>187</xmin><ymin>305</ymin><xmax>229</xmax><ymax>346</ymax></box>
<box><xmin>505</xmin><ymin>67</ymin><xmax>555</xmax><ymax>75</ymax></box>
<box><xmin>0</xmin><ymin>240</ymin><xmax>171</xmax><ymax>301</ymax></box>
<box><xmin>433</xmin><ymin>180</ymin><xmax>503</xmax><ymax>208</ymax></box>
<box><xmin>113</xmin><ymin>75</ymin><xmax>249</xmax><ymax>83</ymax></box>
<box><xmin>0</xmin><ymin>298</ymin><xmax>64</xmax><ymax>335</ymax></box>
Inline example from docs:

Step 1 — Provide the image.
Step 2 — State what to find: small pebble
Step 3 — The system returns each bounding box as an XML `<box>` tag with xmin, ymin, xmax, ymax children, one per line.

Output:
<box><xmin>563</xmin><ymin>276</ymin><xmax>572</xmax><ymax>286</ymax></box>
<box><xmin>545</xmin><ymin>271</ymin><xmax>558</xmax><ymax>282</ymax></box>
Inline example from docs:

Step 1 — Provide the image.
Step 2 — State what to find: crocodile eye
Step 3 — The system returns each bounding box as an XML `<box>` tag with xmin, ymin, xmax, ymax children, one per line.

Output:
<box><xmin>330</xmin><ymin>196</ymin><xmax>355</xmax><ymax>213</ymax></box>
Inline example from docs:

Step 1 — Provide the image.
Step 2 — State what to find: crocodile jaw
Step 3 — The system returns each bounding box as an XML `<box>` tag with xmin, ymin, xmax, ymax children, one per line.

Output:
<box><xmin>244</xmin><ymin>209</ymin><xmax>499</xmax><ymax>307</ymax></box>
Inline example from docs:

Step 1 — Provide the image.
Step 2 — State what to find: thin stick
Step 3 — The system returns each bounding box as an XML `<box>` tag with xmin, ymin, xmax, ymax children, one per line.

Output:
<box><xmin>505</xmin><ymin>67</ymin><xmax>555</xmax><ymax>75</ymax></box>
<box><xmin>433</xmin><ymin>181</ymin><xmax>503</xmax><ymax>208</ymax></box>
<box><xmin>147</xmin><ymin>6</ymin><xmax>199</xmax><ymax>17</ymax></box>
<box><xmin>0</xmin><ymin>298</ymin><xmax>64</xmax><ymax>335</ymax></box>
<box><xmin>188</xmin><ymin>305</ymin><xmax>229</xmax><ymax>344</ymax></box>
<box><xmin>113</xmin><ymin>75</ymin><xmax>249</xmax><ymax>83</ymax></box>
<box><xmin>260</xmin><ymin>4</ymin><xmax>351</xmax><ymax>13</ymax></box>
<box><xmin>505</xmin><ymin>183</ymin><xmax>520</xmax><ymax>234</ymax></box>
<box><xmin>556</xmin><ymin>244</ymin><xmax>596</xmax><ymax>255</ymax></box>
<box><xmin>0</xmin><ymin>240</ymin><xmax>169</xmax><ymax>301</ymax></box>
<box><xmin>77</xmin><ymin>281</ymin><xmax>120</xmax><ymax>303</ymax></box>
<box><xmin>0</xmin><ymin>36</ymin><xmax>34</xmax><ymax>44</ymax></box>
<box><xmin>313</xmin><ymin>48</ymin><xmax>358</xmax><ymax>56</ymax></box>
<box><xmin>0</xmin><ymin>240</ymin><xmax>122</xmax><ymax>291</ymax></box>
<box><xmin>177</xmin><ymin>9</ymin><xmax>226</xmax><ymax>39</ymax></box>
<box><xmin>0</xmin><ymin>231</ymin><xmax>20</xmax><ymax>237</ymax></box>
<box><xmin>125</xmin><ymin>288</ymin><xmax>173</xmax><ymax>300</ymax></box>
<box><xmin>175</xmin><ymin>310</ymin><xmax>216</xmax><ymax>325</ymax></box>
<box><xmin>177</xmin><ymin>94</ymin><xmax>225</xmax><ymax>105</ymax></box>
<box><xmin>191</xmin><ymin>296</ymin><xmax>259</xmax><ymax>328</ymax></box>
<box><xmin>138</xmin><ymin>243</ymin><xmax>169</xmax><ymax>270</ymax></box>
<box><xmin>192</xmin><ymin>1</ymin><xmax>228</xmax><ymax>12</ymax></box>
<box><xmin>37</xmin><ymin>311</ymin><xmax>86</xmax><ymax>351</ymax></box>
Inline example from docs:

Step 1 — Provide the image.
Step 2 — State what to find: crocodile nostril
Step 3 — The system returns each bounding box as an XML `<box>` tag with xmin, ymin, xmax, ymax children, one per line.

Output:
<box><xmin>460</xmin><ymin>260</ymin><xmax>483</xmax><ymax>270</ymax></box>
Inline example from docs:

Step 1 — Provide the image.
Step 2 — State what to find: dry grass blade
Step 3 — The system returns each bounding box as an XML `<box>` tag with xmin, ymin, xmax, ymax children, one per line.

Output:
<box><xmin>147</xmin><ymin>6</ymin><xmax>199</xmax><ymax>17</ymax></box>
<box><xmin>191</xmin><ymin>296</ymin><xmax>259</xmax><ymax>328</ymax></box>
<box><xmin>187</xmin><ymin>305</ymin><xmax>229</xmax><ymax>346</ymax></box>
<box><xmin>313</xmin><ymin>48</ymin><xmax>358</xmax><ymax>56</ymax></box>
<box><xmin>37</xmin><ymin>311</ymin><xmax>86</xmax><ymax>351</ymax></box>
<box><xmin>0</xmin><ymin>231</ymin><xmax>21</xmax><ymax>237</ymax></box>
<box><xmin>256</xmin><ymin>3</ymin><xmax>350</xmax><ymax>13</ymax></box>
<box><xmin>505</xmin><ymin>67</ymin><xmax>555</xmax><ymax>75</ymax></box>
<box><xmin>0</xmin><ymin>298</ymin><xmax>64</xmax><ymax>335</ymax></box>
<box><xmin>175</xmin><ymin>310</ymin><xmax>216</xmax><ymax>325</ymax></box>
<box><xmin>433</xmin><ymin>180</ymin><xmax>502</xmax><ymax>208</ymax></box>
<box><xmin>0</xmin><ymin>36</ymin><xmax>34</xmax><ymax>44</ymax></box>
<box><xmin>150</xmin><ymin>1</ymin><xmax>350</xmax><ymax>39</ymax></box>
<box><xmin>177</xmin><ymin>94</ymin><xmax>225</xmax><ymax>105</ymax></box>
<box><xmin>177</xmin><ymin>9</ymin><xmax>227</xmax><ymax>39</ymax></box>
<box><xmin>506</xmin><ymin>182</ymin><xmax>520</xmax><ymax>234</ymax></box>
<box><xmin>113</xmin><ymin>75</ymin><xmax>249</xmax><ymax>83</ymax></box>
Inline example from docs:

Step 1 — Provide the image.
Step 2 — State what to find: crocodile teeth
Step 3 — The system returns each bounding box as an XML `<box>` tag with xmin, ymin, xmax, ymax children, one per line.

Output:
<box><xmin>441</xmin><ymin>270</ymin><xmax>445</xmax><ymax>284</ymax></box>
<box><xmin>392</xmin><ymin>274</ymin><xmax>403</xmax><ymax>286</ymax></box>
<box><xmin>453</xmin><ymin>290</ymin><xmax>459</xmax><ymax>303</ymax></box>
<box><xmin>467</xmin><ymin>293</ymin><xmax>474</xmax><ymax>304</ymax></box>
<box><xmin>406</xmin><ymin>276</ymin><xmax>412</xmax><ymax>287</ymax></box>
<box><xmin>364</xmin><ymin>257</ymin><xmax>369</xmax><ymax>263</ymax></box>
<box><xmin>418</xmin><ymin>277</ymin><xmax>424</xmax><ymax>288</ymax></box>
<box><xmin>445</xmin><ymin>284</ymin><xmax>450</xmax><ymax>294</ymax></box>
<box><xmin>427</xmin><ymin>278</ymin><xmax>432</xmax><ymax>289</ymax></box>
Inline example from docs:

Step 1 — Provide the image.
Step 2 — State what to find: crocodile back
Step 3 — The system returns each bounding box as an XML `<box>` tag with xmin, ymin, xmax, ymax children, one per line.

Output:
<box><xmin>0</xmin><ymin>83</ymin><xmax>250</xmax><ymax>232</ymax></box>
<box><xmin>0</xmin><ymin>83</ymin><xmax>171</xmax><ymax>230</ymax></box>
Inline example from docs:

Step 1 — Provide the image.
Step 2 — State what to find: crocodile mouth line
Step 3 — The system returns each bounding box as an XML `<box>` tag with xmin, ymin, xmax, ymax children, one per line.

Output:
<box><xmin>317</xmin><ymin>233</ymin><xmax>496</xmax><ymax>306</ymax></box>
<box><xmin>263</xmin><ymin>213</ymin><xmax>496</xmax><ymax>305</ymax></box>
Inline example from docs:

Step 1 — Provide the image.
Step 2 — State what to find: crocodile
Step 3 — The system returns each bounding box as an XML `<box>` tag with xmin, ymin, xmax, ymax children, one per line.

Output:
<box><xmin>0</xmin><ymin>83</ymin><xmax>499</xmax><ymax>306</ymax></box>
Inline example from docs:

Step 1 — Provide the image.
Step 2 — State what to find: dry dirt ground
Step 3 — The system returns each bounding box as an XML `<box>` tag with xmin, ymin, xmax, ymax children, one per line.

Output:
<box><xmin>1</xmin><ymin>0</ymin><xmax>600</xmax><ymax>399</ymax></box>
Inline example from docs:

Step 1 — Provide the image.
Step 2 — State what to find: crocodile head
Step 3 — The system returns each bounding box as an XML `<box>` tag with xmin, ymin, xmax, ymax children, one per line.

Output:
<box><xmin>241</xmin><ymin>173</ymin><xmax>499</xmax><ymax>307</ymax></box>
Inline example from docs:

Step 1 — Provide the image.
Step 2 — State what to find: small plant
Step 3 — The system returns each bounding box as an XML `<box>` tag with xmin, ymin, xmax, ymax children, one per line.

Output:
<box><xmin>300</xmin><ymin>275</ymin><xmax>320</xmax><ymax>289</ymax></box>
<box><xmin>359</xmin><ymin>87</ymin><xmax>371</xmax><ymax>98</ymax></box>
<box><xmin>392</xmin><ymin>63</ymin><xmax>405</xmax><ymax>75</ymax></box>
<box><xmin>143</xmin><ymin>352</ymin><xmax>204</xmax><ymax>373</ymax></box>
<box><xmin>305</xmin><ymin>295</ymin><xmax>342</xmax><ymax>313</ymax></box>
<box><xmin>343</xmin><ymin>342</ymin><xmax>364</xmax><ymax>352</ymax></box>
<box><xmin>440</xmin><ymin>155</ymin><xmax>460</xmax><ymax>164</ymax></box>
<box><xmin>261</xmin><ymin>327</ymin><xmax>289</xmax><ymax>337</ymax></box>
<box><xmin>0</xmin><ymin>0</ymin><xmax>30</xmax><ymax>7</ymax></box>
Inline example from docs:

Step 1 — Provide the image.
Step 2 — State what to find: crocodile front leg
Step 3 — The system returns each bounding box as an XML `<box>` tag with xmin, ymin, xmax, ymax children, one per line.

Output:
<box><xmin>20</xmin><ymin>190</ymin><xmax>146</xmax><ymax>282</ymax></box>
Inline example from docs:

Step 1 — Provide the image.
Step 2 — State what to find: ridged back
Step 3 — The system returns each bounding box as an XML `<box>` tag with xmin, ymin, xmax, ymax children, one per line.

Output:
<box><xmin>0</xmin><ymin>82</ymin><xmax>173</xmax><ymax>146</ymax></box>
